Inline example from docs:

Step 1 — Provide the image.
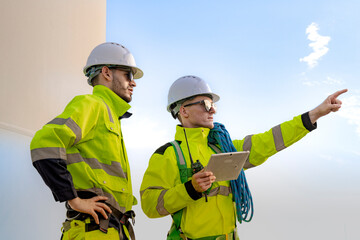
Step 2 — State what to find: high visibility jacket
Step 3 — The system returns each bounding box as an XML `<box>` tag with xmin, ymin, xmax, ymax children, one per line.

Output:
<box><xmin>140</xmin><ymin>113</ymin><xmax>316</xmax><ymax>239</ymax></box>
<box><xmin>31</xmin><ymin>85</ymin><xmax>136</xmax><ymax>213</ymax></box>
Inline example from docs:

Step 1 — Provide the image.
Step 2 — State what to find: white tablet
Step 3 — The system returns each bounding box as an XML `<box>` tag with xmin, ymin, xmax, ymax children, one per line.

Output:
<box><xmin>205</xmin><ymin>151</ymin><xmax>250</xmax><ymax>182</ymax></box>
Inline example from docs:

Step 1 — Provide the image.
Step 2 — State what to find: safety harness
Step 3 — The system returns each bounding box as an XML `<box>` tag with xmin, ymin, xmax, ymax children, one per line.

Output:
<box><xmin>167</xmin><ymin>140</ymin><xmax>237</xmax><ymax>240</ymax></box>
<box><xmin>63</xmin><ymin>201</ymin><xmax>136</xmax><ymax>240</ymax></box>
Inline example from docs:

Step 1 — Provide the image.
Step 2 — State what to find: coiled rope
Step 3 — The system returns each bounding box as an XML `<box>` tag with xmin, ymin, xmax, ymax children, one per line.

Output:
<box><xmin>208</xmin><ymin>122</ymin><xmax>254</xmax><ymax>223</ymax></box>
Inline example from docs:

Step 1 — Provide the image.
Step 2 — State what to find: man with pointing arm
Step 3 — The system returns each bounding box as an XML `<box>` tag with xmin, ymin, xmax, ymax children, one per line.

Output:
<box><xmin>140</xmin><ymin>75</ymin><xmax>347</xmax><ymax>240</ymax></box>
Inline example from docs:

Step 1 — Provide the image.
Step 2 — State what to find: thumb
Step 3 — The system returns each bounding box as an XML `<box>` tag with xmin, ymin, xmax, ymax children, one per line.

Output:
<box><xmin>331</xmin><ymin>104</ymin><xmax>342</xmax><ymax>112</ymax></box>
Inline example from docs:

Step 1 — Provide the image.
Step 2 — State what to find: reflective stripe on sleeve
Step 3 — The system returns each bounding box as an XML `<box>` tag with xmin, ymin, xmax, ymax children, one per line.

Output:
<box><xmin>140</xmin><ymin>186</ymin><xmax>170</xmax><ymax>216</ymax></box>
<box><xmin>242</xmin><ymin>135</ymin><xmax>256</xmax><ymax>169</ymax></box>
<box><xmin>47</xmin><ymin>117</ymin><xmax>82</xmax><ymax>144</ymax></box>
<box><xmin>31</xmin><ymin>148</ymin><xmax>126</xmax><ymax>179</ymax></box>
<box><xmin>272</xmin><ymin>124</ymin><xmax>286</xmax><ymax>152</ymax></box>
<box><xmin>207</xmin><ymin>186</ymin><xmax>231</xmax><ymax>197</ymax></box>
<box><xmin>156</xmin><ymin>189</ymin><xmax>170</xmax><ymax>216</ymax></box>
<box><xmin>31</xmin><ymin>147</ymin><xmax>67</xmax><ymax>162</ymax></box>
<box><xmin>242</xmin><ymin>135</ymin><xmax>253</xmax><ymax>152</ymax></box>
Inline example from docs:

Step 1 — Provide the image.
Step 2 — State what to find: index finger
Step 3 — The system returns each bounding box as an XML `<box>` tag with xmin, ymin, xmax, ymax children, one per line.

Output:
<box><xmin>93</xmin><ymin>196</ymin><xmax>109</xmax><ymax>202</ymax></box>
<box><xmin>331</xmin><ymin>89</ymin><xmax>348</xmax><ymax>99</ymax></box>
<box><xmin>201</xmin><ymin>171</ymin><xmax>214</xmax><ymax>177</ymax></box>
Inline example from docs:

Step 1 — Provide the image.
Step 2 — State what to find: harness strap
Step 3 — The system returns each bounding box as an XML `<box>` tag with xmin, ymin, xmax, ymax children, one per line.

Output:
<box><xmin>118</xmin><ymin>210</ymin><xmax>136</xmax><ymax>240</ymax></box>
<box><xmin>168</xmin><ymin>141</ymin><xmax>225</xmax><ymax>240</ymax></box>
<box><xmin>208</xmin><ymin>143</ymin><xmax>222</xmax><ymax>154</ymax></box>
<box><xmin>169</xmin><ymin>141</ymin><xmax>187</xmax><ymax>237</ymax></box>
<box><xmin>64</xmin><ymin>201</ymin><xmax>136</xmax><ymax>240</ymax></box>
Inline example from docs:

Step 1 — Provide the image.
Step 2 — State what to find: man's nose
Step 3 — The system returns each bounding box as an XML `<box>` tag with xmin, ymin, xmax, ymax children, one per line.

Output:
<box><xmin>209</xmin><ymin>106</ymin><xmax>216</xmax><ymax>114</ymax></box>
<box><xmin>130</xmin><ymin>80</ymin><xmax>136</xmax><ymax>87</ymax></box>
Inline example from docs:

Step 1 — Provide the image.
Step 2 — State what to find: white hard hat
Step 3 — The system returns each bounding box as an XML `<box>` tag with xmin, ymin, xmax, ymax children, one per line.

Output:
<box><xmin>167</xmin><ymin>75</ymin><xmax>220</xmax><ymax>118</ymax></box>
<box><xmin>83</xmin><ymin>42</ymin><xmax>143</xmax><ymax>85</ymax></box>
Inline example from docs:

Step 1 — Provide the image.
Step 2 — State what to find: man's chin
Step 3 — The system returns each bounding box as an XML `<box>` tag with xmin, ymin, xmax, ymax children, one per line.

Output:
<box><xmin>120</xmin><ymin>94</ymin><xmax>132</xmax><ymax>103</ymax></box>
<box><xmin>202</xmin><ymin>122</ymin><xmax>214</xmax><ymax>129</ymax></box>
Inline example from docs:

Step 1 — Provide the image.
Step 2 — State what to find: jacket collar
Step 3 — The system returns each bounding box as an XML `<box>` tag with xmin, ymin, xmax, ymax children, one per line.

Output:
<box><xmin>175</xmin><ymin>125</ymin><xmax>210</xmax><ymax>145</ymax></box>
<box><xmin>93</xmin><ymin>85</ymin><xmax>131</xmax><ymax>119</ymax></box>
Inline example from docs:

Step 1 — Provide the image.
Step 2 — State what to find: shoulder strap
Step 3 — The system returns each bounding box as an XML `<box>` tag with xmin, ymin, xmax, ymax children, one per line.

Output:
<box><xmin>170</xmin><ymin>141</ymin><xmax>222</xmax><ymax>182</ymax></box>
<box><xmin>208</xmin><ymin>143</ymin><xmax>222</xmax><ymax>153</ymax></box>
<box><xmin>169</xmin><ymin>141</ymin><xmax>189</xmax><ymax>184</ymax></box>
<box><xmin>168</xmin><ymin>141</ymin><xmax>188</xmax><ymax>238</ymax></box>
<box><xmin>167</xmin><ymin>141</ymin><xmax>223</xmax><ymax>239</ymax></box>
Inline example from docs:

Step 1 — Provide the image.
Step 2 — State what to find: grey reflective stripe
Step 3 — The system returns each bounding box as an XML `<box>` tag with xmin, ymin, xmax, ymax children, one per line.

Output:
<box><xmin>272</xmin><ymin>124</ymin><xmax>286</xmax><ymax>152</ymax></box>
<box><xmin>31</xmin><ymin>147</ymin><xmax>67</xmax><ymax>162</ymax></box>
<box><xmin>242</xmin><ymin>135</ymin><xmax>256</xmax><ymax>169</ymax></box>
<box><xmin>102</xmin><ymin>100</ymin><xmax>114</xmax><ymax>123</ymax></box>
<box><xmin>47</xmin><ymin>117</ymin><xmax>82</xmax><ymax>144</ymax></box>
<box><xmin>244</xmin><ymin>159</ymin><xmax>256</xmax><ymax>169</ymax></box>
<box><xmin>77</xmin><ymin>188</ymin><xmax>126</xmax><ymax>213</ymax></box>
<box><xmin>31</xmin><ymin>149</ymin><xmax>127</xmax><ymax>178</ymax></box>
<box><xmin>207</xmin><ymin>185</ymin><xmax>231</xmax><ymax>197</ymax></box>
<box><xmin>171</xmin><ymin>141</ymin><xmax>185</xmax><ymax>165</ymax></box>
<box><xmin>140</xmin><ymin>186</ymin><xmax>170</xmax><ymax>216</ymax></box>
<box><xmin>208</xmin><ymin>143</ymin><xmax>221</xmax><ymax>153</ymax></box>
<box><xmin>242</xmin><ymin>135</ymin><xmax>253</xmax><ymax>152</ymax></box>
<box><xmin>67</xmin><ymin>153</ymin><xmax>126</xmax><ymax>178</ymax></box>
<box><xmin>156</xmin><ymin>189</ymin><xmax>170</xmax><ymax>216</ymax></box>
<box><xmin>140</xmin><ymin>186</ymin><xmax>165</xmax><ymax>198</ymax></box>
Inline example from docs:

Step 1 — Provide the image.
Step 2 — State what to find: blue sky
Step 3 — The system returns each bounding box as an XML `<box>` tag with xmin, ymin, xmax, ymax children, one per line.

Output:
<box><xmin>1</xmin><ymin>1</ymin><xmax>359</xmax><ymax>239</ymax></box>
<box><xmin>106</xmin><ymin>1</ymin><xmax>360</xmax><ymax>239</ymax></box>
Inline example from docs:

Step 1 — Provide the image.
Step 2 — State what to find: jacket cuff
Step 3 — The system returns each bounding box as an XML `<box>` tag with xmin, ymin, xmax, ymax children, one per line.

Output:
<box><xmin>185</xmin><ymin>181</ymin><xmax>202</xmax><ymax>200</ymax></box>
<box><xmin>301</xmin><ymin>112</ymin><xmax>317</xmax><ymax>132</ymax></box>
<box><xmin>53</xmin><ymin>187</ymin><xmax>78</xmax><ymax>202</ymax></box>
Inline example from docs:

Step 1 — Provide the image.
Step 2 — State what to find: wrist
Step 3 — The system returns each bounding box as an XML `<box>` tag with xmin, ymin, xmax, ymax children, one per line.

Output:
<box><xmin>308</xmin><ymin>109</ymin><xmax>320</xmax><ymax>124</ymax></box>
<box><xmin>185</xmin><ymin>180</ymin><xmax>202</xmax><ymax>200</ymax></box>
<box><xmin>67</xmin><ymin>197</ymin><xmax>81</xmax><ymax>208</ymax></box>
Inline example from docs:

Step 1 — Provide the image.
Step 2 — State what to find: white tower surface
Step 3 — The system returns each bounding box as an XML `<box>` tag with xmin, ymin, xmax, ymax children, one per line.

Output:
<box><xmin>0</xmin><ymin>0</ymin><xmax>106</xmax><ymax>136</ymax></box>
<box><xmin>0</xmin><ymin>1</ymin><xmax>106</xmax><ymax>239</ymax></box>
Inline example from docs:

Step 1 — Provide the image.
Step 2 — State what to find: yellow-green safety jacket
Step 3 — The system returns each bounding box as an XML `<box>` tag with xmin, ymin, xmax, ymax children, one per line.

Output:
<box><xmin>31</xmin><ymin>85</ymin><xmax>137</xmax><ymax>213</ymax></box>
<box><xmin>140</xmin><ymin>113</ymin><xmax>316</xmax><ymax>239</ymax></box>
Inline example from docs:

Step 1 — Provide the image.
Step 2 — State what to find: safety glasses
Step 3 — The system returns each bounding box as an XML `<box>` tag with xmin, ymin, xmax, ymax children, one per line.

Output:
<box><xmin>183</xmin><ymin>99</ymin><xmax>216</xmax><ymax>112</ymax></box>
<box><xmin>111</xmin><ymin>67</ymin><xmax>134</xmax><ymax>82</ymax></box>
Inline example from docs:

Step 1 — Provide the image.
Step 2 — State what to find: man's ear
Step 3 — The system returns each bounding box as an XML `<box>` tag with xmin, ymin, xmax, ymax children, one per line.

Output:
<box><xmin>100</xmin><ymin>66</ymin><xmax>113</xmax><ymax>83</ymax></box>
<box><xmin>178</xmin><ymin>106</ymin><xmax>189</xmax><ymax>119</ymax></box>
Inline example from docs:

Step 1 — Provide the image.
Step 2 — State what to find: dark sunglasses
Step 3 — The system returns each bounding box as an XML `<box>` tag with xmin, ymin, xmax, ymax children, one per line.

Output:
<box><xmin>109</xmin><ymin>67</ymin><xmax>134</xmax><ymax>81</ymax></box>
<box><xmin>183</xmin><ymin>99</ymin><xmax>216</xmax><ymax>112</ymax></box>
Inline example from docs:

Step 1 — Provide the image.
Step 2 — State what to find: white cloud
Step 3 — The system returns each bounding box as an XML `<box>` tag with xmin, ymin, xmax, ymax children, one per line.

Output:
<box><xmin>322</xmin><ymin>76</ymin><xmax>345</xmax><ymax>85</ymax></box>
<box><xmin>338</xmin><ymin>94</ymin><xmax>360</xmax><ymax>136</ymax></box>
<box><xmin>300</xmin><ymin>23</ymin><xmax>331</xmax><ymax>68</ymax></box>
<box><xmin>300</xmin><ymin>74</ymin><xmax>344</xmax><ymax>87</ymax></box>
